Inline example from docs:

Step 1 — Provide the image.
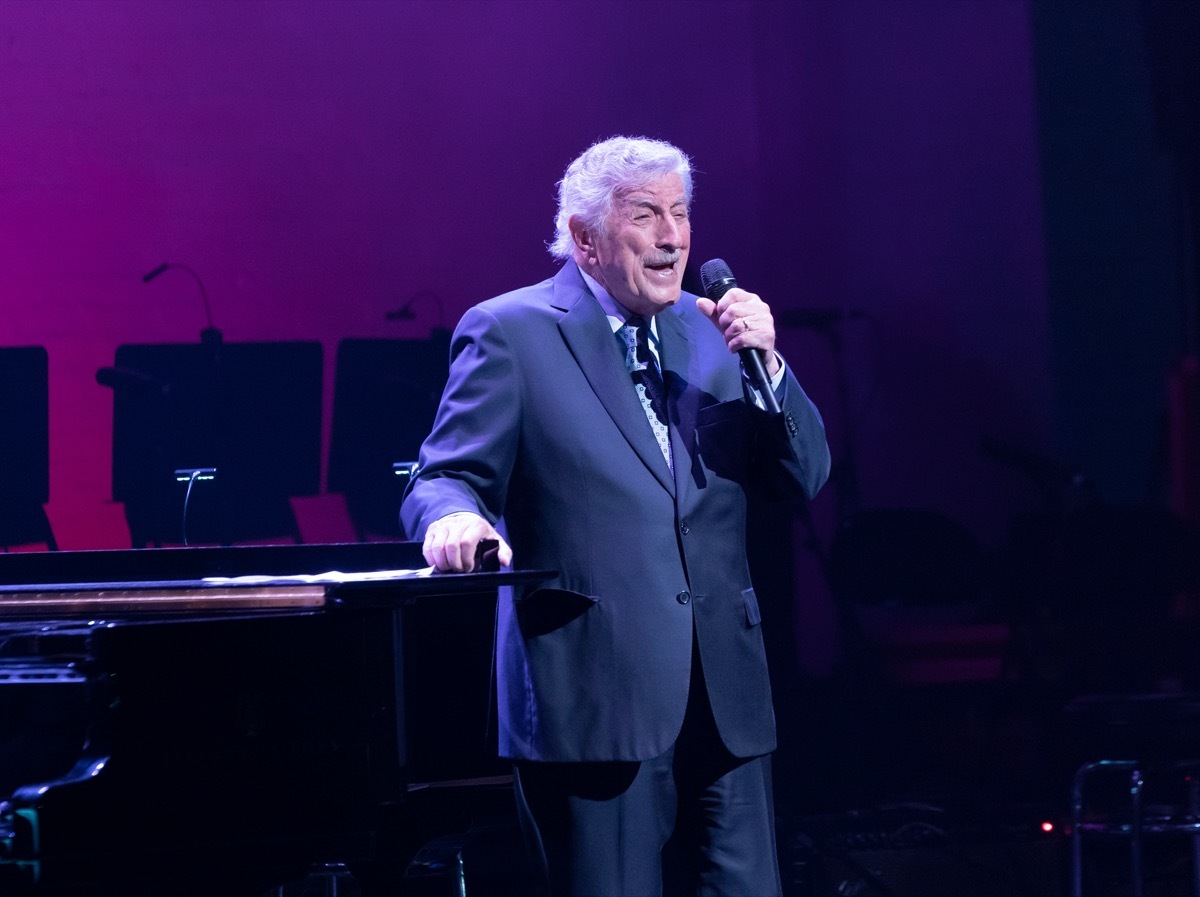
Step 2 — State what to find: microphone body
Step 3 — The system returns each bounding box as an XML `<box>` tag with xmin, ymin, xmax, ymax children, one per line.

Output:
<box><xmin>699</xmin><ymin>259</ymin><xmax>781</xmax><ymax>414</ymax></box>
<box><xmin>96</xmin><ymin>365</ymin><xmax>169</xmax><ymax>396</ymax></box>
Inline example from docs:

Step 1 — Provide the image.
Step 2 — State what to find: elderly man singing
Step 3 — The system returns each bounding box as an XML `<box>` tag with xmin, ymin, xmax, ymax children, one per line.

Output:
<box><xmin>402</xmin><ymin>135</ymin><xmax>830</xmax><ymax>896</ymax></box>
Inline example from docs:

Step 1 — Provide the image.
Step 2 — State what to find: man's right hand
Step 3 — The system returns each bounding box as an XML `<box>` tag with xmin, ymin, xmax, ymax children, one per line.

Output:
<box><xmin>422</xmin><ymin>511</ymin><xmax>513</xmax><ymax>573</ymax></box>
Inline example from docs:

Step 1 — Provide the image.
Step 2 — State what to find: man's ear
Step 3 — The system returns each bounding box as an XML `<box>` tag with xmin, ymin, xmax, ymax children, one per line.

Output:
<box><xmin>568</xmin><ymin>216</ymin><xmax>597</xmax><ymax>264</ymax></box>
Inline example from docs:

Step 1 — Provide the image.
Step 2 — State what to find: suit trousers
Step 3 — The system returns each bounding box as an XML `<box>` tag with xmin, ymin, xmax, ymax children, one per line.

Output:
<box><xmin>513</xmin><ymin>637</ymin><xmax>783</xmax><ymax>897</ymax></box>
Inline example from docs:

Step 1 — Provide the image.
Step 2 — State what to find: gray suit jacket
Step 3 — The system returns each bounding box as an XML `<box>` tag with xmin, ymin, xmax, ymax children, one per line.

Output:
<box><xmin>401</xmin><ymin>262</ymin><xmax>830</xmax><ymax>763</ymax></box>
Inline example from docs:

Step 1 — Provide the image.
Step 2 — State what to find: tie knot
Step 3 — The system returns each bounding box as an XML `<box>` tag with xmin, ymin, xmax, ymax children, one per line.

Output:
<box><xmin>619</xmin><ymin>317</ymin><xmax>653</xmax><ymax>373</ymax></box>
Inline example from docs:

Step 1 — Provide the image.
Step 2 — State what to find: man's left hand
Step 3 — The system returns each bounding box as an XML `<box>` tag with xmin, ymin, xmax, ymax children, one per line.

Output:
<box><xmin>695</xmin><ymin>287</ymin><xmax>781</xmax><ymax>378</ymax></box>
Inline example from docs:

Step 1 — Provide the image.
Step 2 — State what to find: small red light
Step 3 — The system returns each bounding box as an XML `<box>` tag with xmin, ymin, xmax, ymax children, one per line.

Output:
<box><xmin>1041</xmin><ymin>821</ymin><xmax>1055</xmax><ymax>833</ymax></box>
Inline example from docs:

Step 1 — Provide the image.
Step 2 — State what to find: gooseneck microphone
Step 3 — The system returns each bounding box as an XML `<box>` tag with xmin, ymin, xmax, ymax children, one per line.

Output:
<box><xmin>143</xmin><ymin>262</ymin><xmax>221</xmax><ymax>345</ymax></box>
<box><xmin>699</xmin><ymin>259</ymin><xmax>781</xmax><ymax>414</ymax></box>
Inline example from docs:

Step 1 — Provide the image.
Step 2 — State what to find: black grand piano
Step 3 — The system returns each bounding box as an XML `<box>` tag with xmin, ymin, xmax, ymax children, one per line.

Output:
<box><xmin>0</xmin><ymin>543</ymin><xmax>547</xmax><ymax>896</ymax></box>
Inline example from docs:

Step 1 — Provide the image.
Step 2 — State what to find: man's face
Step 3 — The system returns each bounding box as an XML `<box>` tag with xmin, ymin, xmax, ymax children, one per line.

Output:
<box><xmin>582</xmin><ymin>172</ymin><xmax>690</xmax><ymax>318</ymax></box>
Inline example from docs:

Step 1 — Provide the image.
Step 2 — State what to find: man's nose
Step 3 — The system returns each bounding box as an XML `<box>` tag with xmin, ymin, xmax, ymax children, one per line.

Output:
<box><xmin>656</xmin><ymin>216</ymin><xmax>684</xmax><ymax>248</ymax></box>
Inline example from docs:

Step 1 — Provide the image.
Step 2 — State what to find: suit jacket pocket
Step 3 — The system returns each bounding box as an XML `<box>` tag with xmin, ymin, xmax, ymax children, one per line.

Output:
<box><xmin>516</xmin><ymin>587</ymin><xmax>600</xmax><ymax>638</ymax></box>
<box><xmin>742</xmin><ymin>587</ymin><xmax>762</xmax><ymax>627</ymax></box>
<box><xmin>696</xmin><ymin>399</ymin><xmax>752</xmax><ymax>481</ymax></box>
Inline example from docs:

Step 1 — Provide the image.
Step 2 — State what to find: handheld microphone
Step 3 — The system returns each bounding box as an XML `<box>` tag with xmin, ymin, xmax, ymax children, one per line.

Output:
<box><xmin>96</xmin><ymin>365</ymin><xmax>169</xmax><ymax>396</ymax></box>
<box><xmin>699</xmin><ymin>259</ymin><xmax>781</xmax><ymax>414</ymax></box>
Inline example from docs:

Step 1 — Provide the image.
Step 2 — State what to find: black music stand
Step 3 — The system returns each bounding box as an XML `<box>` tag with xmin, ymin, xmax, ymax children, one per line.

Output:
<box><xmin>104</xmin><ymin>341</ymin><xmax>322</xmax><ymax>547</ymax></box>
<box><xmin>0</xmin><ymin>347</ymin><xmax>55</xmax><ymax>551</ymax></box>
<box><xmin>327</xmin><ymin>334</ymin><xmax>450</xmax><ymax>540</ymax></box>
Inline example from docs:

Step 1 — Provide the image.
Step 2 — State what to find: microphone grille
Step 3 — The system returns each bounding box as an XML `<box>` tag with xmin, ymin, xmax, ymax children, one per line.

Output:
<box><xmin>699</xmin><ymin>258</ymin><xmax>736</xmax><ymax>299</ymax></box>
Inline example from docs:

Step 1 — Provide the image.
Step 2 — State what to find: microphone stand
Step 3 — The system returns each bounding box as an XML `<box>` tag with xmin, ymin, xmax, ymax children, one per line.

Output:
<box><xmin>142</xmin><ymin>263</ymin><xmax>225</xmax><ymax>543</ymax></box>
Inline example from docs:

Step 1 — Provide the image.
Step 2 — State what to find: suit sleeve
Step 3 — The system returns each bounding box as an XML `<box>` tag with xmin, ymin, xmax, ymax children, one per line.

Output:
<box><xmin>400</xmin><ymin>305</ymin><xmax>520</xmax><ymax>539</ymax></box>
<box><xmin>755</xmin><ymin>366</ymin><xmax>832</xmax><ymax>502</ymax></box>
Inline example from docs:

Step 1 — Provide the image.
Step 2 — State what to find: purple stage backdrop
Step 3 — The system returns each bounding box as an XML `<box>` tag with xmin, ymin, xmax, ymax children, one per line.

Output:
<box><xmin>3</xmin><ymin>0</ymin><xmax>1152</xmax><ymax>676</ymax></box>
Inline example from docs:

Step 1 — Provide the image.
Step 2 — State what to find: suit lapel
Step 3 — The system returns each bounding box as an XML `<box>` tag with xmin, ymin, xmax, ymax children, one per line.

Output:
<box><xmin>658</xmin><ymin>302</ymin><xmax>697</xmax><ymax>499</ymax></box>
<box><xmin>553</xmin><ymin>265</ymin><xmax>676</xmax><ymax>496</ymax></box>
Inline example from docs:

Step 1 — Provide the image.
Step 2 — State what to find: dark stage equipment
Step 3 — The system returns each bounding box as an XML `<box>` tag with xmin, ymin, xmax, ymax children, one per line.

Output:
<box><xmin>0</xmin><ymin>347</ymin><xmax>55</xmax><ymax>550</ymax></box>
<box><xmin>99</xmin><ymin>340</ymin><xmax>322</xmax><ymax>546</ymax></box>
<box><xmin>327</xmin><ymin>334</ymin><xmax>450</xmax><ymax>540</ymax></box>
<box><xmin>788</xmin><ymin>808</ymin><xmax>1066</xmax><ymax>897</ymax></box>
<box><xmin>0</xmin><ymin>542</ymin><xmax>549</xmax><ymax>897</ymax></box>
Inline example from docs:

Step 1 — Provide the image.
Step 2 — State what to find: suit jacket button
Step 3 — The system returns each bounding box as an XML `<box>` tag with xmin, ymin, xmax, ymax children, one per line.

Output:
<box><xmin>680</xmin><ymin>523</ymin><xmax>690</xmax><ymax>535</ymax></box>
<box><xmin>676</xmin><ymin>590</ymin><xmax>691</xmax><ymax>605</ymax></box>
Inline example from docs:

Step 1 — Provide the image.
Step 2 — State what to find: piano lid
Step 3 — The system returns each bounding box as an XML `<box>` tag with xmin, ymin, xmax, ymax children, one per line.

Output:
<box><xmin>0</xmin><ymin>541</ymin><xmax>427</xmax><ymax>586</ymax></box>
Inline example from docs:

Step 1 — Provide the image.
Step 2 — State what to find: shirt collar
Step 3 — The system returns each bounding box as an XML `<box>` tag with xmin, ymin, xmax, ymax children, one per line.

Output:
<box><xmin>579</xmin><ymin>268</ymin><xmax>659</xmax><ymax>340</ymax></box>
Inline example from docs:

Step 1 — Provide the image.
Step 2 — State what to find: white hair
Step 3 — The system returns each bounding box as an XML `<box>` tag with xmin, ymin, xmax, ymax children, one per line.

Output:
<box><xmin>549</xmin><ymin>136</ymin><xmax>693</xmax><ymax>260</ymax></box>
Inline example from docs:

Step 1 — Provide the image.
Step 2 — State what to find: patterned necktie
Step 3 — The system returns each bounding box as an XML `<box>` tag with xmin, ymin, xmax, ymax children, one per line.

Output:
<box><xmin>618</xmin><ymin>317</ymin><xmax>672</xmax><ymax>472</ymax></box>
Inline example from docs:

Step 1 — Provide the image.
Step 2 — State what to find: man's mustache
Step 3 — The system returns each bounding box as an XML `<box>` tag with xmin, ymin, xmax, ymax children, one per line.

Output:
<box><xmin>645</xmin><ymin>252</ymin><xmax>682</xmax><ymax>266</ymax></box>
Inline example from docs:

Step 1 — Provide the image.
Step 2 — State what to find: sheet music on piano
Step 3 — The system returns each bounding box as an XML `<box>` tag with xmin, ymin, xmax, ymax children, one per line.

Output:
<box><xmin>199</xmin><ymin>538</ymin><xmax>502</xmax><ymax>585</ymax></box>
<box><xmin>201</xmin><ymin>566</ymin><xmax>437</xmax><ymax>585</ymax></box>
